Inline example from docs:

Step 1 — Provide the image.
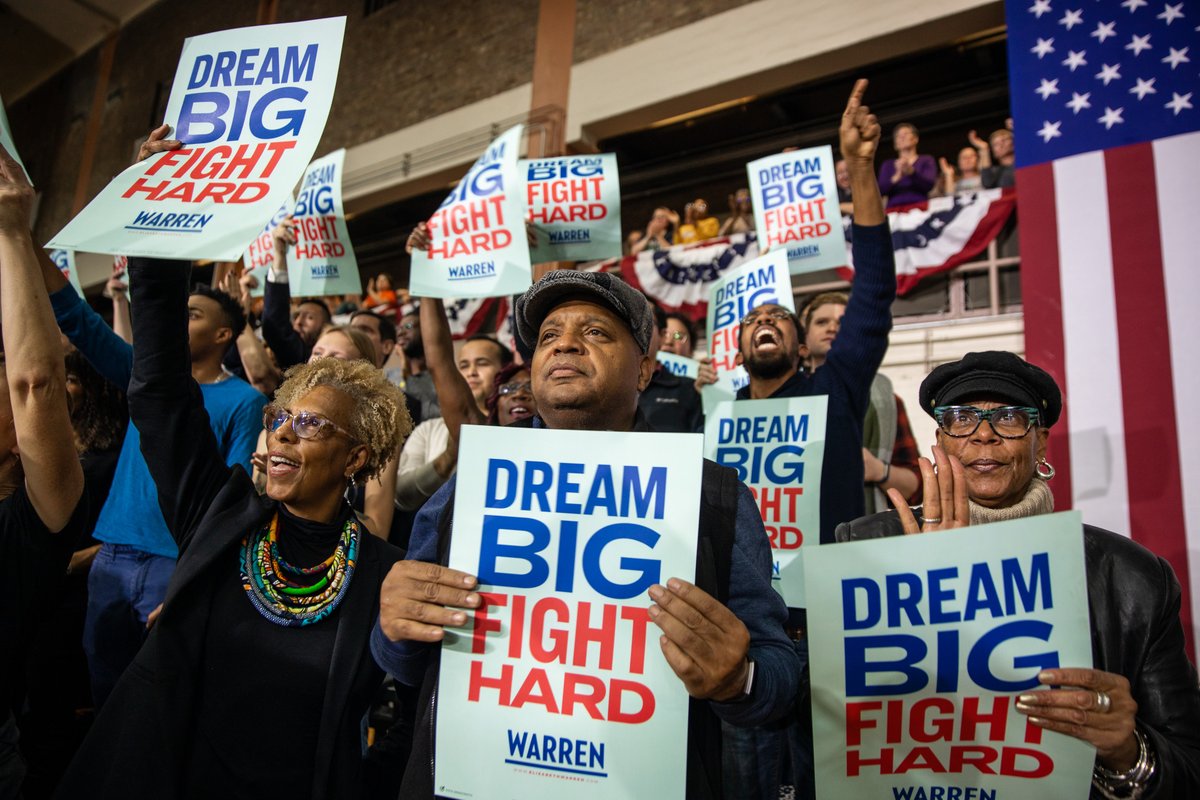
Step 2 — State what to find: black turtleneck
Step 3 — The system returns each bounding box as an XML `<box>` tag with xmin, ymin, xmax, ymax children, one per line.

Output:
<box><xmin>184</xmin><ymin>501</ymin><xmax>354</xmax><ymax>797</ymax></box>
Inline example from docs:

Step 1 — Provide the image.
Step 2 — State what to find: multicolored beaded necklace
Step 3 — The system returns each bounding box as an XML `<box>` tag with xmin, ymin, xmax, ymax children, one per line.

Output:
<box><xmin>238</xmin><ymin>511</ymin><xmax>360</xmax><ymax>627</ymax></box>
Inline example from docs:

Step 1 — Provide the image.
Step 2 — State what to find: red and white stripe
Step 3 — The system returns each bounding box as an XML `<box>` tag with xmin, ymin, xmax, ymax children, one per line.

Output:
<box><xmin>1020</xmin><ymin>130</ymin><xmax>1200</xmax><ymax>659</ymax></box>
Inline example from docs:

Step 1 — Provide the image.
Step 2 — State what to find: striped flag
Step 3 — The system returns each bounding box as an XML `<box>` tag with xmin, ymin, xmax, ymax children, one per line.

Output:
<box><xmin>1007</xmin><ymin>0</ymin><xmax>1199</xmax><ymax>657</ymax></box>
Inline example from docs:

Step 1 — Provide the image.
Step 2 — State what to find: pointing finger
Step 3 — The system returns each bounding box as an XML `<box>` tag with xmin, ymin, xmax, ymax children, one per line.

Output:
<box><xmin>844</xmin><ymin>78</ymin><xmax>869</xmax><ymax>116</ymax></box>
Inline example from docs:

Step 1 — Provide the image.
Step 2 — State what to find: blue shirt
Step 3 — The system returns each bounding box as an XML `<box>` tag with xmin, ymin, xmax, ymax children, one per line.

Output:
<box><xmin>52</xmin><ymin>286</ymin><xmax>265</xmax><ymax>558</ymax></box>
<box><xmin>370</xmin><ymin>425</ymin><xmax>800</xmax><ymax>728</ymax></box>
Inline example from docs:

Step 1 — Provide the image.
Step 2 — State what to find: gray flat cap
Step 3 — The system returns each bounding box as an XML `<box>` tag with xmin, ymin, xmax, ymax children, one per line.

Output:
<box><xmin>514</xmin><ymin>270</ymin><xmax>654</xmax><ymax>353</ymax></box>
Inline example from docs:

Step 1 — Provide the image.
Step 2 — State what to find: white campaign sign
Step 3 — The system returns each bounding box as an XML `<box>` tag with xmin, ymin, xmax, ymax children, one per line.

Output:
<box><xmin>436</xmin><ymin>425</ymin><xmax>700</xmax><ymax>800</ymax></box>
<box><xmin>705</xmin><ymin>396</ymin><xmax>827</xmax><ymax>607</ymax></box>
<box><xmin>699</xmin><ymin>248</ymin><xmax>794</xmax><ymax>416</ymax></box>
<box><xmin>804</xmin><ymin>513</ymin><xmax>1095</xmax><ymax>800</ymax></box>
<box><xmin>49</xmin><ymin>17</ymin><xmax>346</xmax><ymax>260</ymax></box>
<box><xmin>410</xmin><ymin>125</ymin><xmax>531</xmax><ymax>299</ymax></box>
<box><xmin>243</xmin><ymin>194</ymin><xmax>294</xmax><ymax>298</ymax></box>
<box><xmin>656</xmin><ymin>352</ymin><xmax>700</xmax><ymax>381</ymax></box>
<box><xmin>289</xmin><ymin>149</ymin><xmax>360</xmax><ymax>296</ymax></box>
<box><xmin>748</xmin><ymin>145</ymin><xmax>847</xmax><ymax>274</ymax></box>
<box><xmin>523</xmin><ymin>153</ymin><xmax>622</xmax><ymax>263</ymax></box>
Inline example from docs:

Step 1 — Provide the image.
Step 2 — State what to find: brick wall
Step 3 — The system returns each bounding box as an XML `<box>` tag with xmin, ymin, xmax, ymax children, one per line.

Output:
<box><xmin>12</xmin><ymin>0</ymin><xmax>759</xmax><ymax>241</ymax></box>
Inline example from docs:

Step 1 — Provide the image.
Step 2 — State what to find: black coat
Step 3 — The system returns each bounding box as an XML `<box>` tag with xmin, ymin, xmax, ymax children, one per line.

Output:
<box><xmin>836</xmin><ymin>512</ymin><xmax>1200</xmax><ymax>799</ymax></box>
<box><xmin>56</xmin><ymin>257</ymin><xmax>401</xmax><ymax>799</ymax></box>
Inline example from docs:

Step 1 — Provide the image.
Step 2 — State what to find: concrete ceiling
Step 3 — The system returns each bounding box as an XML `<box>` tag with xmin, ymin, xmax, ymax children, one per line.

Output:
<box><xmin>0</xmin><ymin>0</ymin><xmax>161</xmax><ymax>101</ymax></box>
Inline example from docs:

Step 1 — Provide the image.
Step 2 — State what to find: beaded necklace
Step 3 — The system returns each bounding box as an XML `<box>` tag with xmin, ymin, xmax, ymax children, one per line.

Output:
<box><xmin>239</xmin><ymin>511</ymin><xmax>360</xmax><ymax>627</ymax></box>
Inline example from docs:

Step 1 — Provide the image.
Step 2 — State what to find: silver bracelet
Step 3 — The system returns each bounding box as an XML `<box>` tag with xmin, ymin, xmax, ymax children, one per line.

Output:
<box><xmin>1092</xmin><ymin>728</ymin><xmax>1156</xmax><ymax>800</ymax></box>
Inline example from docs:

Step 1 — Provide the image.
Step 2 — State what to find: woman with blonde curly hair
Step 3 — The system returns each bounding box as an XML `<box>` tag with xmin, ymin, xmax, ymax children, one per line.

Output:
<box><xmin>58</xmin><ymin>256</ymin><xmax>414</xmax><ymax>800</ymax></box>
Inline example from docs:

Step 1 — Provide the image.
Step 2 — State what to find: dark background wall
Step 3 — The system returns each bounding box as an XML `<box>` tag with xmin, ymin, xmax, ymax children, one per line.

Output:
<box><xmin>12</xmin><ymin>0</ymin><xmax>761</xmax><ymax>244</ymax></box>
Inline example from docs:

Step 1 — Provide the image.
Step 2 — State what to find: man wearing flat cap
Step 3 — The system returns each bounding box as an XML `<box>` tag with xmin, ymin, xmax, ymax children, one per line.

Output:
<box><xmin>371</xmin><ymin>260</ymin><xmax>799</xmax><ymax>798</ymax></box>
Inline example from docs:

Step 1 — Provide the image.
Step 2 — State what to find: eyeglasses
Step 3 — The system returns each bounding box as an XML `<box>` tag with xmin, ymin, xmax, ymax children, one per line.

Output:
<box><xmin>663</xmin><ymin>330</ymin><xmax>689</xmax><ymax>342</ymax></box>
<box><xmin>263</xmin><ymin>405</ymin><xmax>357</xmax><ymax>442</ymax></box>
<box><xmin>933</xmin><ymin>405</ymin><xmax>1039</xmax><ymax>439</ymax></box>
<box><xmin>498</xmin><ymin>380</ymin><xmax>532</xmax><ymax>396</ymax></box>
<box><xmin>740</xmin><ymin>308</ymin><xmax>793</xmax><ymax>327</ymax></box>
<box><xmin>399</xmin><ymin>322</ymin><xmax>417</xmax><ymax>331</ymax></box>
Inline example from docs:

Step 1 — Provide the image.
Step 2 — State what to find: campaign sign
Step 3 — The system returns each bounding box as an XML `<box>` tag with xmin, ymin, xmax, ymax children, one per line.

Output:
<box><xmin>49</xmin><ymin>17</ymin><xmax>346</xmax><ymax>260</ymax></box>
<box><xmin>699</xmin><ymin>248</ymin><xmax>793</xmax><ymax>416</ymax></box>
<box><xmin>656</xmin><ymin>352</ymin><xmax>699</xmax><ymax>381</ymax></box>
<box><xmin>523</xmin><ymin>153</ymin><xmax>622</xmax><ymax>263</ymax></box>
<box><xmin>411</xmin><ymin>125</ymin><xmax>531</xmax><ymax>299</ymax></box>
<box><xmin>748</xmin><ymin>146</ymin><xmax>847</xmax><ymax>275</ymax></box>
<box><xmin>48</xmin><ymin>249</ymin><xmax>84</xmax><ymax>298</ymax></box>
<box><xmin>705</xmin><ymin>396</ymin><xmax>826</xmax><ymax>607</ymax></box>
<box><xmin>242</xmin><ymin>194</ymin><xmax>294</xmax><ymax>298</ymax></box>
<box><xmin>804</xmin><ymin>512</ymin><xmax>1094</xmax><ymax>800</ymax></box>
<box><xmin>437</xmin><ymin>425</ymin><xmax>700</xmax><ymax>800</ymax></box>
<box><xmin>289</xmin><ymin>149</ymin><xmax>360</xmax><ymax>296</ymax></box>
<box><xmin>0</xmin><ymin>94</ymin><xmax>29</xmax><ymax>184</ymax></box>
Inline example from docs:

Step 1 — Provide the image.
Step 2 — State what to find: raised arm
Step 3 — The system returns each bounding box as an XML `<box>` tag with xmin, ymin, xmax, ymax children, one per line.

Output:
<box><xmin>260</xmin><ymin>216</ymin><xmax>307</xmax><ymax>370</ymax></box>
<box><xmin>407</xmin><ymin>223</ymin><xmax>487</xmax><ymax>439</ymax></box>
<box><xmin>826</xmin><ymin>79</ymin><xmax>896</xmax><ymax>416</ymax></box>
<box><xmin>41</xmin><ymin>250</ymin><xmax>134</xmax><ymax>390</ymax></box>
<box><xmin>0</xmin><ymin>145</ymin><xmax>83</xmax><ymax>532</ymax></box>
<box><xmin>126</xmin><ymin>255</ymin><xmax>233</xmax><ymax>548</ymax></box>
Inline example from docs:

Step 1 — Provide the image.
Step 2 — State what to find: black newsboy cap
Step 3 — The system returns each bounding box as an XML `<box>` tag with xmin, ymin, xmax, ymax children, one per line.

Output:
<box><xmin>515</xmin><ymin>270</ymin><xmax>654</xmax><ymax>354</ymax></box>
<box><xmin>919</xmin><ymin>351</ymin><xmax>1062</xmax><ymax>428</ymax></box>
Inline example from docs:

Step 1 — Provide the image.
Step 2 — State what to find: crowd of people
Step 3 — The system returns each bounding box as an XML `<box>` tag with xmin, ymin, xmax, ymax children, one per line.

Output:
<box><xmin>625</xmin><ymin>122</ymin><xmax>1017</xmax><ymax>253</ymax></box>
<box><xmin>0</xmin><ymin>76</ymin><xmax>1196</xmax><ymax>800</ymax></box>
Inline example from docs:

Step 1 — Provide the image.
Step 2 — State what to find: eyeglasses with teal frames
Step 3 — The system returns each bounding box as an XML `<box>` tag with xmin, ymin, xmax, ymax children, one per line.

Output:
<box><xmin>933</xmin><ymin>405</ymin><xmax>1040</xmax><ymax>439</ymax></box>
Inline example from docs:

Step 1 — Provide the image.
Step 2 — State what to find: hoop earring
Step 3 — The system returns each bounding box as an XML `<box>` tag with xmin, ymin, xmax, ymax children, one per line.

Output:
<box><xmin>1036</xmin><ymin>458</ymin><xmax>1055</xmax><ymax>480</ymax></box>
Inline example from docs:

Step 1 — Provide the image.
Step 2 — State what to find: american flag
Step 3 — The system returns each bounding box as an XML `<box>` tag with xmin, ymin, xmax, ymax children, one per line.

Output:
<box><xmin>1007</xmin><ymin>0</ymin><xmax>1200</xmax><ymax>657</ymax></box>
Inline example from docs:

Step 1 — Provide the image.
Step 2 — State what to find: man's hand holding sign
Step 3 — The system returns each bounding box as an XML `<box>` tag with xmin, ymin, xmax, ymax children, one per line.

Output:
<box><xmin>648</xmin><ymin>577</ymin><xmax>751</xmax><ymax>702</ymax></box>
<box><xmin>378</xmin><ymin>205</ymin><xmax>799</xmax><ymax>798</ymax></box>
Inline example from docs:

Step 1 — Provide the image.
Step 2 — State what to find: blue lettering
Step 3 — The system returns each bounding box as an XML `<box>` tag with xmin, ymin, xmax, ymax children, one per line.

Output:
<box><xmin>842</xmin><ymin>578</ymin><xmax>880</xmax><ymax>629</ymax></box>
<box><xmin>927</xmin><ymin>567</ymin><xmax>960</xmax><ymax>624</ymax></box>
<box><xmin>282</xmin><ymin>44</ymin><xmax>318</xmax><ymax>83</ymax></box>
<box><xmin>620</xmin><ymin>466</ymin><xmax>665</xmax><ymax>519</ymax></box>
<box><xmin>1003</xmin><ymin>552</ymin><xmax>1053</xmax><ymax>614</ymax></box>
<box><xmin>555</xmin><ymin>462</ymin><xmax>585</xmax><ymax>514</ymax></box>
<box><xmin>845</xmin><ymin>634</ymin><xmax>928</xmax><ymax>696</ymax></box>
<box><xmin>885</xmin><ymin>572</ymin><xmax>924</xmax><ymax>627</ymax></box>
<box><xmin>484</xmin><ymin>458</ymin><xmax>517</xmax><ymax>508</ymax></box>
<box><xmin>968</xmin><ymin>620</ymin><xmax>1060</xmax><ymax>692</ymax></box>
<box><xmin>248</xmin><ymin>86</ymin><xmax>308</xmax><ymax>139</ymax></box>
<box><xmin>581</xmin><ymin>523</ymin><xmax>660</xmax><ymax>599</ymax></box>
<box><xmin>477</xmin><ymin>514</ymin><xmax>549</xmax><ymax>589</ymax></box>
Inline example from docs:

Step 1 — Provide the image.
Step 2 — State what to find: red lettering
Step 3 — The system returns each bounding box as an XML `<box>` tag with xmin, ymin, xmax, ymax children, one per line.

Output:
<box><xmin>512</xmin><ymin>667</ymin><xmax>560</xmax><ymax>713</ymax></box>
<box><xmin>1000</xmin><ymin>746</ymin><xmax>1053</xmax><ymax>778</ymax></box>
<box><xmin>846</xmin><ymin>747</ymin><xmax>894</xmax><ymax>777</ymax></box>
<box><xmin>529</xmin><ymin>597</ymin><xmax>570</xmax><ymax>664</ymax></box>
<box><xmin>620</xmin><ymin>607</ymin><xmax>649</xmax><ymax>674</ymax></box>
<box><xmin>571</xmin><ymin>601</ymin><xmax>616</xmax><ymax>671</ymax></box>
<box><xmin>960</xmin><ymin>696</ymin><xmax>1008</xmax><ymax>741</ymax></box>
<box><xmin>471</xmin><ymin>592</ymin><xmax>506</xmax><ymax>654</ymax></box>
<box><xmin>467</xmin><ymin>659</ymin><xmax>512</xmax><ymax>705</ymax></box>
<box><xmin>846</xmin><ymin>701</ymin><xmax>883</xmax><ymax>747</ymax></box>
<box><xmin>561</xmin><ymin>673</ymin><xmax>606</xmax><ymax>720</ymax></box>
<box><xmin>607</xmin><ymin>679</ymin><xmax>654</xmax><ymax>724</ymax></box>
<box><xmin>909</xmin><ymin>697</ymin><xmax>956</xmax><ymax>742</ymax></box>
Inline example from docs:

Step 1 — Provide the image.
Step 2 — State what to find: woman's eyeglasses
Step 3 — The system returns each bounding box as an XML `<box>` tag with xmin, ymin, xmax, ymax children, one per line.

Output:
<box><xmin>498</xmin><ymin>381</ymin><xmax>532</xmax><ymax>397</ymax></box>
<box><xmin>263</xmin><ymin>405</ymin><xmax>357</xmax><ymax>442</ymax></box>
<box><xmin>933</xmin><ymin>405</ymin><xmax>1039</xmax><ymax>439</ymax></box>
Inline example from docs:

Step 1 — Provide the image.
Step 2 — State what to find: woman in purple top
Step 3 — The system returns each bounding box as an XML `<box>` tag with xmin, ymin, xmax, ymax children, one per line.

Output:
<box><xmin>877</xmin><ymin>122</ymin><xmax>937</xmax><ymax>209</ymax></box>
